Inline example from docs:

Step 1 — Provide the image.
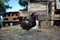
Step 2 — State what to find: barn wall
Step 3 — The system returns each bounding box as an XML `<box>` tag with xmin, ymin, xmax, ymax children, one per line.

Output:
<box><xmin>41</xmin><ymin>21</ymin><xmax>51</xmax><ymax>29</ymax></box>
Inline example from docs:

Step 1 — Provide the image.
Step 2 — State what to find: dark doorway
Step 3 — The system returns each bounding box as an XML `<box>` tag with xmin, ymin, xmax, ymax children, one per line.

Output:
<box><xmin>54</xmin><ymin>10</ymin><xmax>60</xmax><ymax>14</ymax></box>
<box><xmin>53</xmin><ymin>20</ymin><xmax>60</xmax><ymax>26</ymax></box>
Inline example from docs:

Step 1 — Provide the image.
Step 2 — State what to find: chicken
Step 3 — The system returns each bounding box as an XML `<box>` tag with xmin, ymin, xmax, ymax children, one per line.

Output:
<box><xmin>18</xmin><ymin>17</ymin><xmax>36</xmax><ymax>31</ymax></box>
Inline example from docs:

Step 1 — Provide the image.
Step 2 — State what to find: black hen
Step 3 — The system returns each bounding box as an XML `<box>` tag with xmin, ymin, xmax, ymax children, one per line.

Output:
<box><xmin>18</xmin><ymin>16</ymin><xmax>36</xmax><ymax>31</ymax></box>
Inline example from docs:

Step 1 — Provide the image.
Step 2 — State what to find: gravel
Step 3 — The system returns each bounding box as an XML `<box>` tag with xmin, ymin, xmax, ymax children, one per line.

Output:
<box><xmin>0</xmin><ymin>27</ymin><xmax>60</xmax><ymax>40</ymax></box>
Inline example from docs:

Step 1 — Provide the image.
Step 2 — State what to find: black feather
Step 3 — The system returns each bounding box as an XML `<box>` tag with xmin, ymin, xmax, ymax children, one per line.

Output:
<box><xmin>18</xmin><ymin>17</ymin><xmax>36</xmax><ymax>31</ymax></box>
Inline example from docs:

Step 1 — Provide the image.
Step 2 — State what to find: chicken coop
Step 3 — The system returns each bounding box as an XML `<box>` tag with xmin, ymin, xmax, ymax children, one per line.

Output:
<box><xmin>2</xmin><ymin>11</ymin><xmax>20</xmax><ymax>27</ymax></box>
<box><xmin>28</xmin><ymin>0</ymin><xmax>51</xmax><ymax>29</ymax></box>
<box><xmin>47</xmin><ymin>0</ymin><xmax>60</xmax><ymax>27</ymax></box>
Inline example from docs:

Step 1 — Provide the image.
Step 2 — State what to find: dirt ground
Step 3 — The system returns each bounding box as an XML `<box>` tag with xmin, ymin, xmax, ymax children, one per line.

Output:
<box><xmin>0</xmin><ymin>25</ymin><xmax>60</xmax><ymax>40</ymax></box>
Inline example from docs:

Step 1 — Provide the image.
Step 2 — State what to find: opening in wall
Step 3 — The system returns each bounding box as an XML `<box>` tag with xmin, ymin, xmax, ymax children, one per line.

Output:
<box><xmin>54</xmin><ymin>0</ymin><xmax>60</xmax><ymax>14</ymax></box>
<box><xmin>53</xmin><ymin>20</ymin><xmax>60</xmax><ymax>26</ymax></box>
<box><xmin>54</xmin><ymin>10</ymin><xmax>60</xmax><ymax>14</ymax></box>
